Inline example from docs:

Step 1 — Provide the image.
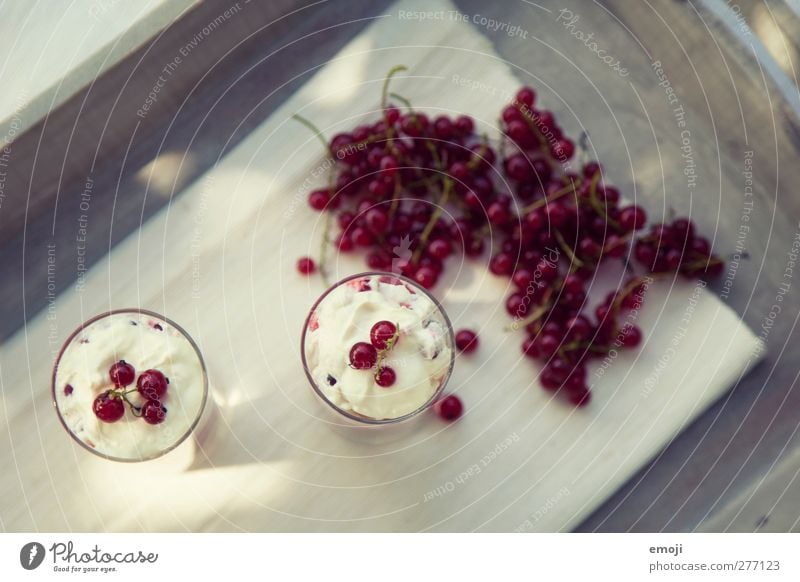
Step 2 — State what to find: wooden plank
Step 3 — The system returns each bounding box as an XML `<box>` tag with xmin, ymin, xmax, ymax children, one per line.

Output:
<box><xmin>0</xmin><ymin>0</ymin><xmax>765</xmax><ymax>532</ymax></box>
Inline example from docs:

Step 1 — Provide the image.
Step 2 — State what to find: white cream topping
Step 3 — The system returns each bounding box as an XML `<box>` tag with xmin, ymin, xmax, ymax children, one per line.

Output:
<box><xmin>54</xmin><ymin>313</ymin><xmax>205</xmax><ymax>460</ymax></box>
<box><xmin>306</xmin><ymin>275</ymin><xmax>452</xmax><ymax>420</ymax></box>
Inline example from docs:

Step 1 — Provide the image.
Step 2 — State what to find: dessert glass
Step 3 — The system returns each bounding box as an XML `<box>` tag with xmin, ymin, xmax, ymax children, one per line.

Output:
<box><xmin>51</xmin><ymin>309</ymin><xmax>209</xmax><ymax>462</ymax></box>
<box><xmin>301</xmin><ymin>272</ymin><xmax>455</xmax><ymax>427</ymax></box>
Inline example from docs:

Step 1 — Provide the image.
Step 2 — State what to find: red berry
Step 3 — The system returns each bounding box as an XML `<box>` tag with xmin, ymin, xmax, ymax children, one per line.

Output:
<box><xmin>516</xmin><ymin>87</ymin><xmax>536</xmax><ymax>108</ymax></box>
<box><xmin>93</xmin><ymin>391</ymin><xmax>125</xmax><ymax>423</ymax></box>
<box><xmin>502</xmin><ymin>105</ymin><xmax>522</xmax><ymax>123</ymax></box>
<box><xmin>351</xmin><ymin>226</ymin><xmax>374</xmax><ymax>247</ymax></box>
<box><xmin>487</xmin><ymin>201</ymin><xmax>510</xmax><ymax>225</ymax></box>
<box><xmin>142</xmin><ymin>400</ymin><xmax>167</xmax><ymax>425</ymax></box>
<box><xmin>489</xmin><ymin>252</ymin><xmax>514</xmax><ymax>276</ymax></box>
<box><xmin>504</xmin><ymin>154</ymin><xmax>532</xmax><ymax>181</ymax></box>
<box><xmin>455</xmin><ymin>329</ymin><xmax>479</xmax><ymax>353</ymax></box>
<box><xmin>436</xmin><ymin>394</ymin><xmax>463</xmax><ymax>421</ymax></box>
<box><xmin>365</xmin><ymin>208</ymin><xmax>390</xmax><ymax>234</ymax></box>
<box><xmin>336</xmin><ymin>233</ymin><xmax>354</xmax><ymax>252</ymax></box>
<box><xmin>370</xmin><ymin>321</ymin><xmax>397</xmax><ymax>350</ymax></box>
<box><xmin>507</xmin><ymin>120</ymin><xmax>535</xmax><ymax>148</ymax></box>
<box><xmin>297</xmin><ymin>256</ymin><xmax>316</xmax><ymax>275</ymax></box>
<box><xmin>568</xmin><ymin>386</ymin><xmax>591</xmax><ymax>407</ymax></box>
<box><xmin>375</xmin><ymin>366</ymin><xmax>396</xmax><ymax>388</ymax></box>
<box><xmin>553</xmin><ymin>138</ymin><xmax>575</xmax><ymax>160</ymax></box>
<box><xmin>428</xmin><ymin>239</ymin><xmax>452</xmax><ymax>260</ymax></box>
<box><xmin>566</xmin><ymin>315</ymin><xmax>591</xmax><ymax>341</ymax></box>
<box><xmin>522</xmin><ymin>336</ymin><xmax>540</xmax><ymax>358</ymax></box>
<box><xmin>455</xmin><ymin>115</ymin><xmax>475</xmax><ymax>134</ymax></box>
<box><xmin>109</xmin><ymin>360</ymin><xmax>135</xmax><ymax>387</ymax></box>
<box><xmin>619</xmin><ymin>205</ymin><xmax>647</xmax><ymax>232</ymax></box>
<box><xmin>414</xmin><ymin>266</ymin><xmax>439</xmax><ymax>289</ymax></box>
<box><xmin>349</xmin><ymin>342</ymin><xmax>378</xmax><ymax>369</ymax></box>
<box><xmin>433</xmin><ymin>116</ymin><xmax>454</xmax><ymax>140</ymax></box>
<box><xmin>692</xmin><ymin>237</ymin><xmax>711</xmax><ymax>255</ymax></box>
<box><xmin>449</xmin><ymin>161</ymin><xmax>469</xmax><ymax>181</ymax></box>
<box><xmin>506</xmin><ymin>292</ymin><xmax>528</xmax><ymax>317</ymax></box>
<box><xmin>137</xmin><ymin>369</ymin><xmax>169</xmax><ymax>400</ymax></box>
<box><xmin>621</xmin><ymin>324</ymin><xmax>642</xmax><ymax>347</ymax></box>
<box><xmin>537</xmin><ymin>333</ymin><xmax>560</xmax><ymax>357</ymax></box>
<box><xmin>308</xmin><ymin>189</ymin><xmax>331</xmax><ymax>211</ymax></box>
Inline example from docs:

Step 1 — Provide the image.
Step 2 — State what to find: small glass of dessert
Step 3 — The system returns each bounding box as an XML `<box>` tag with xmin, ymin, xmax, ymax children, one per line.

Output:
<box><xmin>52</xmin><ymin>309</ymin><xmax>208</xmax><ymax>462</ymax></box>
<box><xmin>301</xmin><ymin>272</ymin><xmax>455</xmax><ymax>427</ymax></box>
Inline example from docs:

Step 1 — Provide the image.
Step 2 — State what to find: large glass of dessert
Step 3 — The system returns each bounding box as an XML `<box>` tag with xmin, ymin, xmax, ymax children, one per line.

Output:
<box><xmin>301</xmin><ymin>272</ymin><xmax>455</xmax><ymax>425</ymax></box>
<box><xmin>52</xmin><ymin>309</ymin><xmax>208</xmax><ymax>462</ymax></box>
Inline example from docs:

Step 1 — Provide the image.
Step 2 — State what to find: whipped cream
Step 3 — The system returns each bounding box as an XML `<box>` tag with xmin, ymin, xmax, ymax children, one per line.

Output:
<box><xmin>54</xmin><ymin>312</ymin><xmax>206</xmax><ymax>460</ymax></box>
<box><xmin>304</xmin><ymin>274</ymin><xmax>453</xmax><ymax>420</ymax></box>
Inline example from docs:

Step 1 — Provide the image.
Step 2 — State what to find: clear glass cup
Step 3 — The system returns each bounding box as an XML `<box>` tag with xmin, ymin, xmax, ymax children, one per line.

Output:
<box><xmin>51</xmin><ymin>308</ymin><xmax>209</xmax><ymax>462</ymax></box>
<box><xmin>301</xmin><ymin>272</ymin><xmax>455</xmax><ymax>429</ymax></box>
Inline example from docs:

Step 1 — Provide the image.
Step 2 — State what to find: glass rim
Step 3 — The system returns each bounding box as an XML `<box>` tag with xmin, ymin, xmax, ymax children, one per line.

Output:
<box><xmin>300</xmin><ymin>271</ymin><xmax>455</xmax><ymax>425</ymax></box>
<box><xmin>51</xmin><ymin>308</ymin><xmax>209</xmax><ymax>463</ymax></box>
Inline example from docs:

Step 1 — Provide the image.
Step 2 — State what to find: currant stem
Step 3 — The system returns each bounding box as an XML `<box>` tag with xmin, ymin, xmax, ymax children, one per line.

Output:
<box><xmin>382</xmin><ymin>65</ymin><xmax>408</xmax><ymax>109</ymax></box>
<box><xmin>519</xmin><ymin>180</ymin><xmax>579</xmax><ymax>215</ymax></box>
<box><xmin>554</xmin><ymin>229</ymin><xmax>584</xmax><ymax>269</ymax></box>
<box><xmin>413</xmin><ymin>177</ymin><xmax>452</xmax><ymax>263</ymax></box>
<box><xmin>292</xmin><ymin>114</ymin><xmax>331</xmax><ymax>154</ymax></box>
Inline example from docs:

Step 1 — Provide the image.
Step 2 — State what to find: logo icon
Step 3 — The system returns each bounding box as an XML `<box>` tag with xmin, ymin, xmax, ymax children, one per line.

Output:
<box><xmin>391</xmin><ymin>235</ymin><xmax>413</xmax><ymax>274</ymax></box>
<box><xmin>20</xmin><ymin>542</ymin><xmax>45</xmax><ymax>570</ymax></box>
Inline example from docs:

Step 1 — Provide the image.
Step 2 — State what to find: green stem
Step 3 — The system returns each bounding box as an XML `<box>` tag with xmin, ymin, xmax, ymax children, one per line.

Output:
<box><xmin>519</xmin><ymin>180</ymin><xmax>579</xmax><ymax>215</ymax></box>
<box><xmin>382</xmin><ymin>65</ymin><xmax>408</xmax><ymax>109</ymax></box>
<box><xmin>554</xmin><ymin>229</ymin><xmax>584</xmax><ymax>268</ymax></box>
<box><xmin>506</xmin><ymin>294</ymin><xmax>552</xmax><ymax>332</ymax></box>
<box><xmin>412</xmin><ymin>178</ymin><xmax>452</xmax><ymax>262</ymax></box>
<box><xmin>389</xmin><ymin>92</ymin><xmax>413</xmax><ymax>109</ymax></box>
<box><xmin>292</xmin><ymin>114</ymin><xmax>331</xmax><ymax>154</ymax></box>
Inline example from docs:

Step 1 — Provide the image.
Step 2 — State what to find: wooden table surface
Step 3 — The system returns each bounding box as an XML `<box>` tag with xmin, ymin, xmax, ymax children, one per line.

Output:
<box><xmin>1</xmin><ymin>0</ymin><xmax>799</xmax><ymax>532</ymax></box>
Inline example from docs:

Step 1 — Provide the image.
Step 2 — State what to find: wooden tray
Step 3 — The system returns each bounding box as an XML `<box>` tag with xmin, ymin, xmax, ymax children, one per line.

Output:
<box><xmin>0</xmin><ymin>0</ymin><xmax>766</xmax><ymax>532</ymax></box>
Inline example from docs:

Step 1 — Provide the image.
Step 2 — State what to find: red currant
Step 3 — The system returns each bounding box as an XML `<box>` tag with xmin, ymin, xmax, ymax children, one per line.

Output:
<box><xmin>370</xmin><ymin>321</ymin><xmax>398</xmax><ymax>349</ymax></box>
<box><xmin>375</xmin><ymin>366</ymin><xmax>396</xmax><ymax>388</ymax></box>
<box><xmin>93</xmin><ymin>391</ymin><xmax>125</xmax><ymax>423</ymax></box>
<box><xmin>109</xmin><ymin>360</ymin><xmax>135</xmax><ymax>387</ymax></box>
<box><xmin>349</xmin><ymin>342</ymin><xmax>377</xmax><ymax>369</ymax></box>
<box><xmin>137</xmin><ymin>369</ymin><xmax>169</xmax><ymax>400</ymax></box>
<box><xmin>297</xmin><ymin>256</ymin><xmax>316</xmax><ymax>275</ymax></box>
<box><xmin>436</xmin><ymin>394</ymin><xmax>463</xmax><ymax>421</ymax></box>
<box><xmin>455</xmin><ymin>329</ymin><xmax>479</xmax><ymax>353</ymax></box>
<box><xmin>142</xmin><ymin>400</ymin><xmax>167</xmax><ymax>425</ymax></box>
